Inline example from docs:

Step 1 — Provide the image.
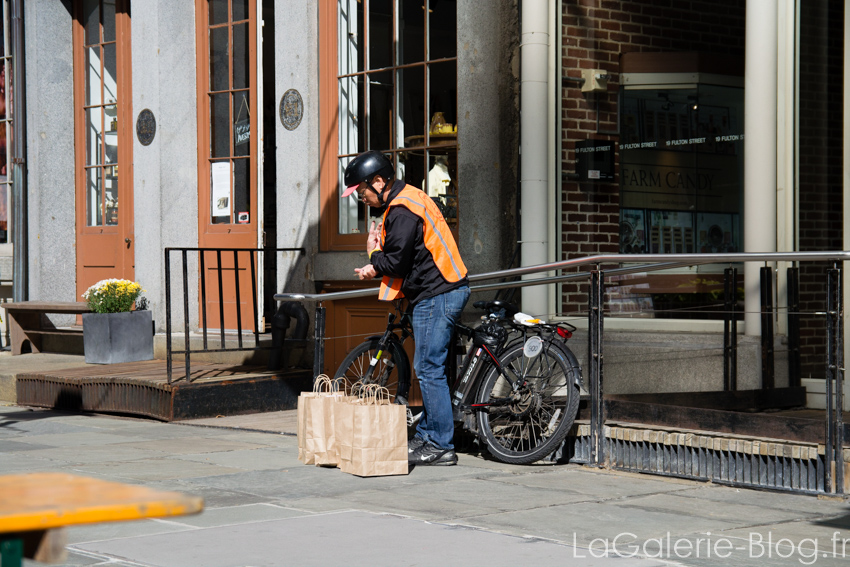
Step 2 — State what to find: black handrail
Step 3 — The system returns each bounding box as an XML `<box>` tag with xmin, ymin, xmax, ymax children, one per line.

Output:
<box><xmin>165</xmin><ymin>247</ymin><xmax>306</xmax><ymax>382</ymax></box>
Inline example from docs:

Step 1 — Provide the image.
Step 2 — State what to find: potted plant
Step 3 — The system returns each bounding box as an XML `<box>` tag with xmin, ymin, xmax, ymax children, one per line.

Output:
<box><xmin>81</xmin><ymin>279</ymin><xmax>153</xmax><ymax>364</ymax></box>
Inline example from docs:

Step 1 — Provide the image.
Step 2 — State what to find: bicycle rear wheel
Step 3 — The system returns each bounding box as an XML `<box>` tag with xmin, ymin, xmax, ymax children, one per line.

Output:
<box><xmin>475</xmin><ymin>340</ymin><xmax>580</xmax><ymax>464</ymax></box>
<box><xmin>333</xmin><ymin>338</ymin><xmax>411</xmax><ymax>401</ymax></box>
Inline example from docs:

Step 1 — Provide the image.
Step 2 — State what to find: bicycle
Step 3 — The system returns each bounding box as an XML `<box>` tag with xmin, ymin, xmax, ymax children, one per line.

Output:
<box><xmin>333</xmin><ymin>298</ymin><xmax>583</xmax><ymax>464</ymax></box>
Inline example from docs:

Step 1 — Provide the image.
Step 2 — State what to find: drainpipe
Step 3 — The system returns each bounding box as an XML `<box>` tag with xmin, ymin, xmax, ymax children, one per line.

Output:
<box><xmin>10</xmin><ymin>0</ymin><xmax>26</xmax><ymax>302</ymax></box>
<box><xmin>743</xmin><ymin>0</ymin><xmax>778</xmax><ymax>337</ymax></box>
<box><xmin>519</xmin><ymin>0</ymin><xmax>549</xmax><ymax>318</ymax></box>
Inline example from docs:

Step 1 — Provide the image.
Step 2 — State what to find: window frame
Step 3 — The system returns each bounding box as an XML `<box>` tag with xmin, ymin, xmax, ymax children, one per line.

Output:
<box><xmin>73</xmin><ymin>0</ymin><xmax>133</xmax><ymax>237</ymax></box>
<box><xmin>319</xmin><ymin>0</ymin><xmax>458</xmax><ymax>251</ymax></box>
<box><xmin>195</xmin><ymin>0</ymin><xmax>258</xmax><ymax>237</ymax></box>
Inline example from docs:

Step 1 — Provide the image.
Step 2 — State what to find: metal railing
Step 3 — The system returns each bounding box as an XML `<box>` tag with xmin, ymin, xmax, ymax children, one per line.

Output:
<box><xmin>275</xmin><ymin>251</ymin><xmax>849</xmax><ymax>494</ymax></box>
<box><xmin>165</xmin><ymin>247</ymin><xmax>306</xmax><ymax>382</ymax></box>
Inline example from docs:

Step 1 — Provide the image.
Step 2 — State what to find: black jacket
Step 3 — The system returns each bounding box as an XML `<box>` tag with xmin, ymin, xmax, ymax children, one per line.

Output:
<box><xmin>370</xmin><ymin>180</ymin><xmax>468</xmax><ymax>305</ymax></box>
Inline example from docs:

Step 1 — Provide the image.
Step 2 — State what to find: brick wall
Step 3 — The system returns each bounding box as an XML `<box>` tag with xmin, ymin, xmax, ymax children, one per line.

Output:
<box><xmin>797</xmin><ymin>0</ymin><xmax>844</xmax><ymax>377</ymax></box>
<box><xmin>558</xmin><ymin>0</ymin><xmax>746</xmax><ymax>317</ymax></box>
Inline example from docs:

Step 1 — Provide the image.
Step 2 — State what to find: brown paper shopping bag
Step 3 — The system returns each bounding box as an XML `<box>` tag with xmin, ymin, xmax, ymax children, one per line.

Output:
<box><xmin>297</xmin><ymin>375</ymin><xmax>346</xmax><ymax>466</ymax></box>
<box><xmin>337</xmin><ymin>384</ymin><xmax>408</xmax><ymax>477</ymax></box>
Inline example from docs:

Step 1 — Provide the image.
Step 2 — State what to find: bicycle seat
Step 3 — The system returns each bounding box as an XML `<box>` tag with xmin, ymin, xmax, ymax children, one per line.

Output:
<box><xmin>473</xmin><ymin>300</ymin><xmax>519</xmax><ymax>318</ymax></box>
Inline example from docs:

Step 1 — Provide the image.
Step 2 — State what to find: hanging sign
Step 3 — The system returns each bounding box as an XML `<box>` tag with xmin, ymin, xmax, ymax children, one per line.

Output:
<box><xmin>234</xmin><ymin>120</ymin><xmax>250</xmax><ymax>147</ymax></box>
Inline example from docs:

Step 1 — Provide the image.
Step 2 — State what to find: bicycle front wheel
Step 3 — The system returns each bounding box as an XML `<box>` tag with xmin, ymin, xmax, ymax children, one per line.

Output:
<box><xmin>333</xmin><ymin>338</ymin><xmax>411</xmax><ymax>400</ymax></box>
<box><xmin>476</xmin><ymin>340</ymin><xmax>580</xmax><ymax>464</ymax></box>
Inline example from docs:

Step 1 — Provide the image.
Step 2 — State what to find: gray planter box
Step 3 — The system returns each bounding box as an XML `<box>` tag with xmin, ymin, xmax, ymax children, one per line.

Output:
<box><xmin>83</xmin><ymin>311</ymin><xmax>154</xmax><ymax>364</ymax></box>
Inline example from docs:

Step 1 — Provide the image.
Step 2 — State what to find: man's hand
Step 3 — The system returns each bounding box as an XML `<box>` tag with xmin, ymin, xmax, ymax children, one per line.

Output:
<box><xmin>355</xmin><ymin>264</ymin><xmax>377</xmax><ymax>280</ymax></box>
<box><xmin>366</xmin><ymin>220</ymin><xmax>382</xmax><ymax>255</ymax></box>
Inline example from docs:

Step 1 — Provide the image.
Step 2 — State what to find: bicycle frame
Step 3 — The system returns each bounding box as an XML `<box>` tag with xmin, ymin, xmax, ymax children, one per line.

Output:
<box><xmin>359</xmin><ymin>302</ymin><xmax>413</xmax><ymax>386</ymax></box>
<box><xmin>448</xmin><ymin>324</ymin><xmax>514</xmax><ymax>420</ymax></box>
<box><xmin>344</xmin><ymin>299</ymin><xmax>579</xmax><ymax>421</ymax></box>
<box><xmin>336</xmin><ymin>298</ymin><xmax>583</xmax><ymax>464</ymax></box>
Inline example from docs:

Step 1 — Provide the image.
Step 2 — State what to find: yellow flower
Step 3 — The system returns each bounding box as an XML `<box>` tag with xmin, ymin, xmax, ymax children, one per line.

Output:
<box><xmin>82</xmin><ymin>279</ymin><xmax>146</xmax><ymax>314</ymax></box>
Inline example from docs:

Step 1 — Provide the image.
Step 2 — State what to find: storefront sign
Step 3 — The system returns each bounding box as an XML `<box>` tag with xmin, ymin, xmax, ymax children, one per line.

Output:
<box><xmin>575</xmin><ymin>139</ymin><xmax>614</xmax><ymax>181</ymax></box>
<box><xmin>620</xmin><ymin>150</ymin><xmax>740</xmax><ymax>213</ymax></box>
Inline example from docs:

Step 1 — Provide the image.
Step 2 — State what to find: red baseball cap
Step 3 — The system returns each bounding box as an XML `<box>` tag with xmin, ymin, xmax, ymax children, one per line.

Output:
<box><xmin>341</xmin><ymin>183</ymin><xmax>360</xmax><ymax>198</ymax></box>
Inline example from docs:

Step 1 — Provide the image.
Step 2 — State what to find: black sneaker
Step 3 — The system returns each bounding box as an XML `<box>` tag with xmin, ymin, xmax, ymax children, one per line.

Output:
<box><xmin>408</xmin><ymin>441</ymin><xmax>458</xmax><ymax>466</ymax></box>
<box><xmin>408</xmin><ymin>436</ymin><xmax>426</xmax><ymax>454</ymax></box>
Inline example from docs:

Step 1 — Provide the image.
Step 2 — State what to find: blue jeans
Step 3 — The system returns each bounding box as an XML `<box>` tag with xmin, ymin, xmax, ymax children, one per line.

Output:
<box><xmin>412</xmin><ymin>286</ymin><xmax>470</xmax><ymax>450</ymax></box>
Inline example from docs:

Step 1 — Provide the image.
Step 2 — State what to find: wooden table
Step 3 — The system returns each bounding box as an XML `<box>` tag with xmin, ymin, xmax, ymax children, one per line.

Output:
<box><xmin>0</xmin><ymin>473</ymin><xmax>204</xmax><ymax>566</ymax></box>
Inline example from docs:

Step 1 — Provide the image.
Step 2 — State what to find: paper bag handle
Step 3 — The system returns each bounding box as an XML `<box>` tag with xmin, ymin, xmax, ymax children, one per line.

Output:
<box><xmin>313</xmin><ymin>374</ymin><xmax>335</xmax><ymax>393</ymax></box>
<box><xmin>357</xmin><ymin>383</ymin><xmax>391</xmax><ymax>405</ymax></box>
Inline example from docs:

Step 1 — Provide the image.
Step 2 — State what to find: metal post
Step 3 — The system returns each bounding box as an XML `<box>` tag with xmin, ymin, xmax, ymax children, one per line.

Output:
<box><xmin>165</xmin><ymin>249</ymin><xmax>172</xmax><ymax>383</ymax></box>
<box><xmin>233</xmin><ymin>250</ymin><xmax>243</xmax><ymax>348</ymax></box>
<box><xmin>588</xmin><ymin>269</ymin><xmax>605</xmax><ymax>466</ymax></box>
<box><xmin>723</xmin><ymin>267</ymin><xmax>738</xmax><ymax>391</ymax></box>
<box><xmin>10</xmin><ymin>0</ymin><xmax>27</xmax><ymax>303</ymax></box>
<box><xmin>760</xmin><ymin>266</ymin><xmax>775</xmax><ymax>388</ymax></box>
<box><xmin>199</xmin><ymin>251</ymin><xmax>208</xmax><ymax>349</ymax></box>
<box><xmin>250</xmin><ymin>250</ymin><xmax>259</xmax><ymax>345</ymax></box>
<box><xmin>182</xmin><ymin>250</ymin><xmax>191</xmax><ymax>382</ymax></box>
<box><xmin>787</xmin><ymin>267</ymin><xmax>801</xmax><ymax>389</ymax></box>
<box><xmin>216</xmin><ymin>250</ymin><xmax>226</xmax><ymax>347</ymax></box>
<box><xmin>313</xmin><ymin>304</ymin><xmax>326</xmax><ymax>382</ymax></box>
<box><xmin>826</xmin><ymin>268</ymin><xmax>843</xmax><ymax>494</ymax></box>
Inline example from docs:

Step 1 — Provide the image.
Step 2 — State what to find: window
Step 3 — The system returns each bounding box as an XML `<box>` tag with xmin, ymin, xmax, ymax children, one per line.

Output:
<box><xmin>616</xmin><ymin>82</ymin><xmax>745</xmax><ymax>319</ymax></box>
<box><xmin>80</xmin><ymin>0</ymin><xmax>126</xmax><ymax>228</ymax></box>
<box><xmin>200</xmin><ymin>0</ymin><xmax>256</xmax><ymax>228</ymax></box>
<box><xmin>321</xmin><ymin>0</ymin><xmax>458</xmax><ymax>250</ymax></box>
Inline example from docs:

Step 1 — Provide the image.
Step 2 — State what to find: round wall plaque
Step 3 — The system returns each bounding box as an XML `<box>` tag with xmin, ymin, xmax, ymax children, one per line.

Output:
<box><xmin>280</xmin><ymin>89</ymin><xmax>303</xmax><ymax>131</ymax></box>
<box><xmin>136</xmin><ymin>109</ymin><xmax>156</xmax><ymax>146</ymax></box>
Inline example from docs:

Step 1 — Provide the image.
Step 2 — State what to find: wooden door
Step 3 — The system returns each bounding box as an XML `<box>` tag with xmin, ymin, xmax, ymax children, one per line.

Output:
<box><xmin>74</xmin><ymin>0</ymin><xmax>134</xmax><ymax>297</ymax></box>
<box><xmin>196</xmin><ymin>0</ymin><xmax>259</xmax><ymax>331</ymax></box>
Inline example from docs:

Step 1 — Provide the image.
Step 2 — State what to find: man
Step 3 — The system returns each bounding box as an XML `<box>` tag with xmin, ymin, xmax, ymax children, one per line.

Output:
<box><xmin>343</xmin><ymin>150</ymin><xmax>470</xmax><ymax>466</ymax></box>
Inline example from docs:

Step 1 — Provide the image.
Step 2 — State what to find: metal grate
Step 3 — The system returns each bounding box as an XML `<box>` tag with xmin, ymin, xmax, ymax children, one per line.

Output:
<box><xmin>555</xmin><ymin>423</ymin><xmax>836</xmax><ymax>495</ymax></box>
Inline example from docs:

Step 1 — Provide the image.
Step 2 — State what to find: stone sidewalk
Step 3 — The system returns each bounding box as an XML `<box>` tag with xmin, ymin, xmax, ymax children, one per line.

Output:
<box><xmin>2</xmin><ymin>403</ymin><xmax>850</xmax><ymax>567</ymax></box>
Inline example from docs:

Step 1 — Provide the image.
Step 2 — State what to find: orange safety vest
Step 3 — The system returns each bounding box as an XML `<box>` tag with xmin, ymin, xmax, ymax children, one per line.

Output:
<box><xmin>377</xmin><ymin>185</ymin><xmax>467</xmax><ymax>301</ymax></box>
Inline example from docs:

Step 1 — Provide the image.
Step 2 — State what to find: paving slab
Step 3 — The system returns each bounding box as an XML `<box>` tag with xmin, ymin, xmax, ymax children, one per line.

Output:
<box><xmin>65</xmin><ymin>517</ymin><xmax>197</xmax><ymax>546</ymax></box>
<box><xmin>21</xmin><ymin>444</ymin><xmax>168</xmax><ymax>464</ymax></box>
<box><xmin>488</xmin><ymin>467</ymin><xmax>699</xmax><ymax>500</ymax></box>
<box><xmin>7</xmin><ymin>431</ymin><xmax>138</xmax><ymax>447</ymax></box>
<box><xmin>632</xmin><ymin>531</ymin><xmax>850</xmax><ymax>567</ymax></box>
<box><xmin>70</xmin><ymin>457</ymin><xmax>248</xmax><ymax>481</ymax></box>
<box><xmin>167</xmin><ymin>503</ymin><xmax>314</xmax><ymax>529</ymax></box>
<box><xmin>0</xmin><ymin>439</ymin><xmax>55</xmax><ymax>452</ymax></box>
<box><xmin>185</xmin><ymin>410</ymin><xmax>297</xmax><ymax>433</ymax></box>
<box><xmin>71</xmin><ymin>510</ymin><xmax>664</xmax><ymax>567</ymax></box>
<box><xmin>168</xmin><ymin>447</ymin><xmax>304</xmax><ymax>471</ymax></box>
<box><xmin>318</xmin><ymin>476</ymin><xmax>595</xmax><ymax>521</ymax></box>
<box><xmin>465</xmin><ymin>499</ymin><xmax>745</xmax><ymax>544</ymax></box>
<box><xmin>114</xmin><ymin>436</ymin><xmax>274</xmax><ymax>454</ymax></box>
<box><xmin>669</xmin><ymin>483</ymin><xmax>843</xmax><ymax>516</ymax></box>
<box><xmin>2</xmin><ymin>404</ymin><xmax>849</xmax><ymax>567</ymax></box>
<box><xmin>614</xmin><ymin>491</ymin><xmax>822</xmax><ymax>525</ymax></box>
<box><xmin>0</xmin><ymin>451</ymin><xmax>72</xmax><ymax>473</ymax></box>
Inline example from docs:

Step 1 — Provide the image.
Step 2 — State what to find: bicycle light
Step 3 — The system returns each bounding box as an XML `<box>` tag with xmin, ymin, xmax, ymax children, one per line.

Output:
<box><xmin>556</xmin><ymin>327</ymin><xmax>572</xmax><ymax>339</ymax></box>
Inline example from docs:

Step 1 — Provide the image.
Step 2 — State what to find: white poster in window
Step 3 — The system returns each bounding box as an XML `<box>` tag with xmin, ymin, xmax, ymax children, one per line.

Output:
<box><xmin>211</xmin><ymin>162</ymin><xmax>231</xmax><ymax>218</ymax></box>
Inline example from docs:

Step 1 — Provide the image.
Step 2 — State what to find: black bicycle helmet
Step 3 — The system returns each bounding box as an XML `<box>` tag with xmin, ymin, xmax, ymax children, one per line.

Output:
<box><xmin>342</xmin><ymin>151</ymin><xmax>395</xmax><ymax>197</ymax></box>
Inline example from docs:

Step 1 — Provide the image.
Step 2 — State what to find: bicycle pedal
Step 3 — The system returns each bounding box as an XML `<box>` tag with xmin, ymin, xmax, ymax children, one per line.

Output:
<box><xmin>407</xmin><ymin>408</ymin><xmax>422</xmax><ymax>427</ymax></box>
